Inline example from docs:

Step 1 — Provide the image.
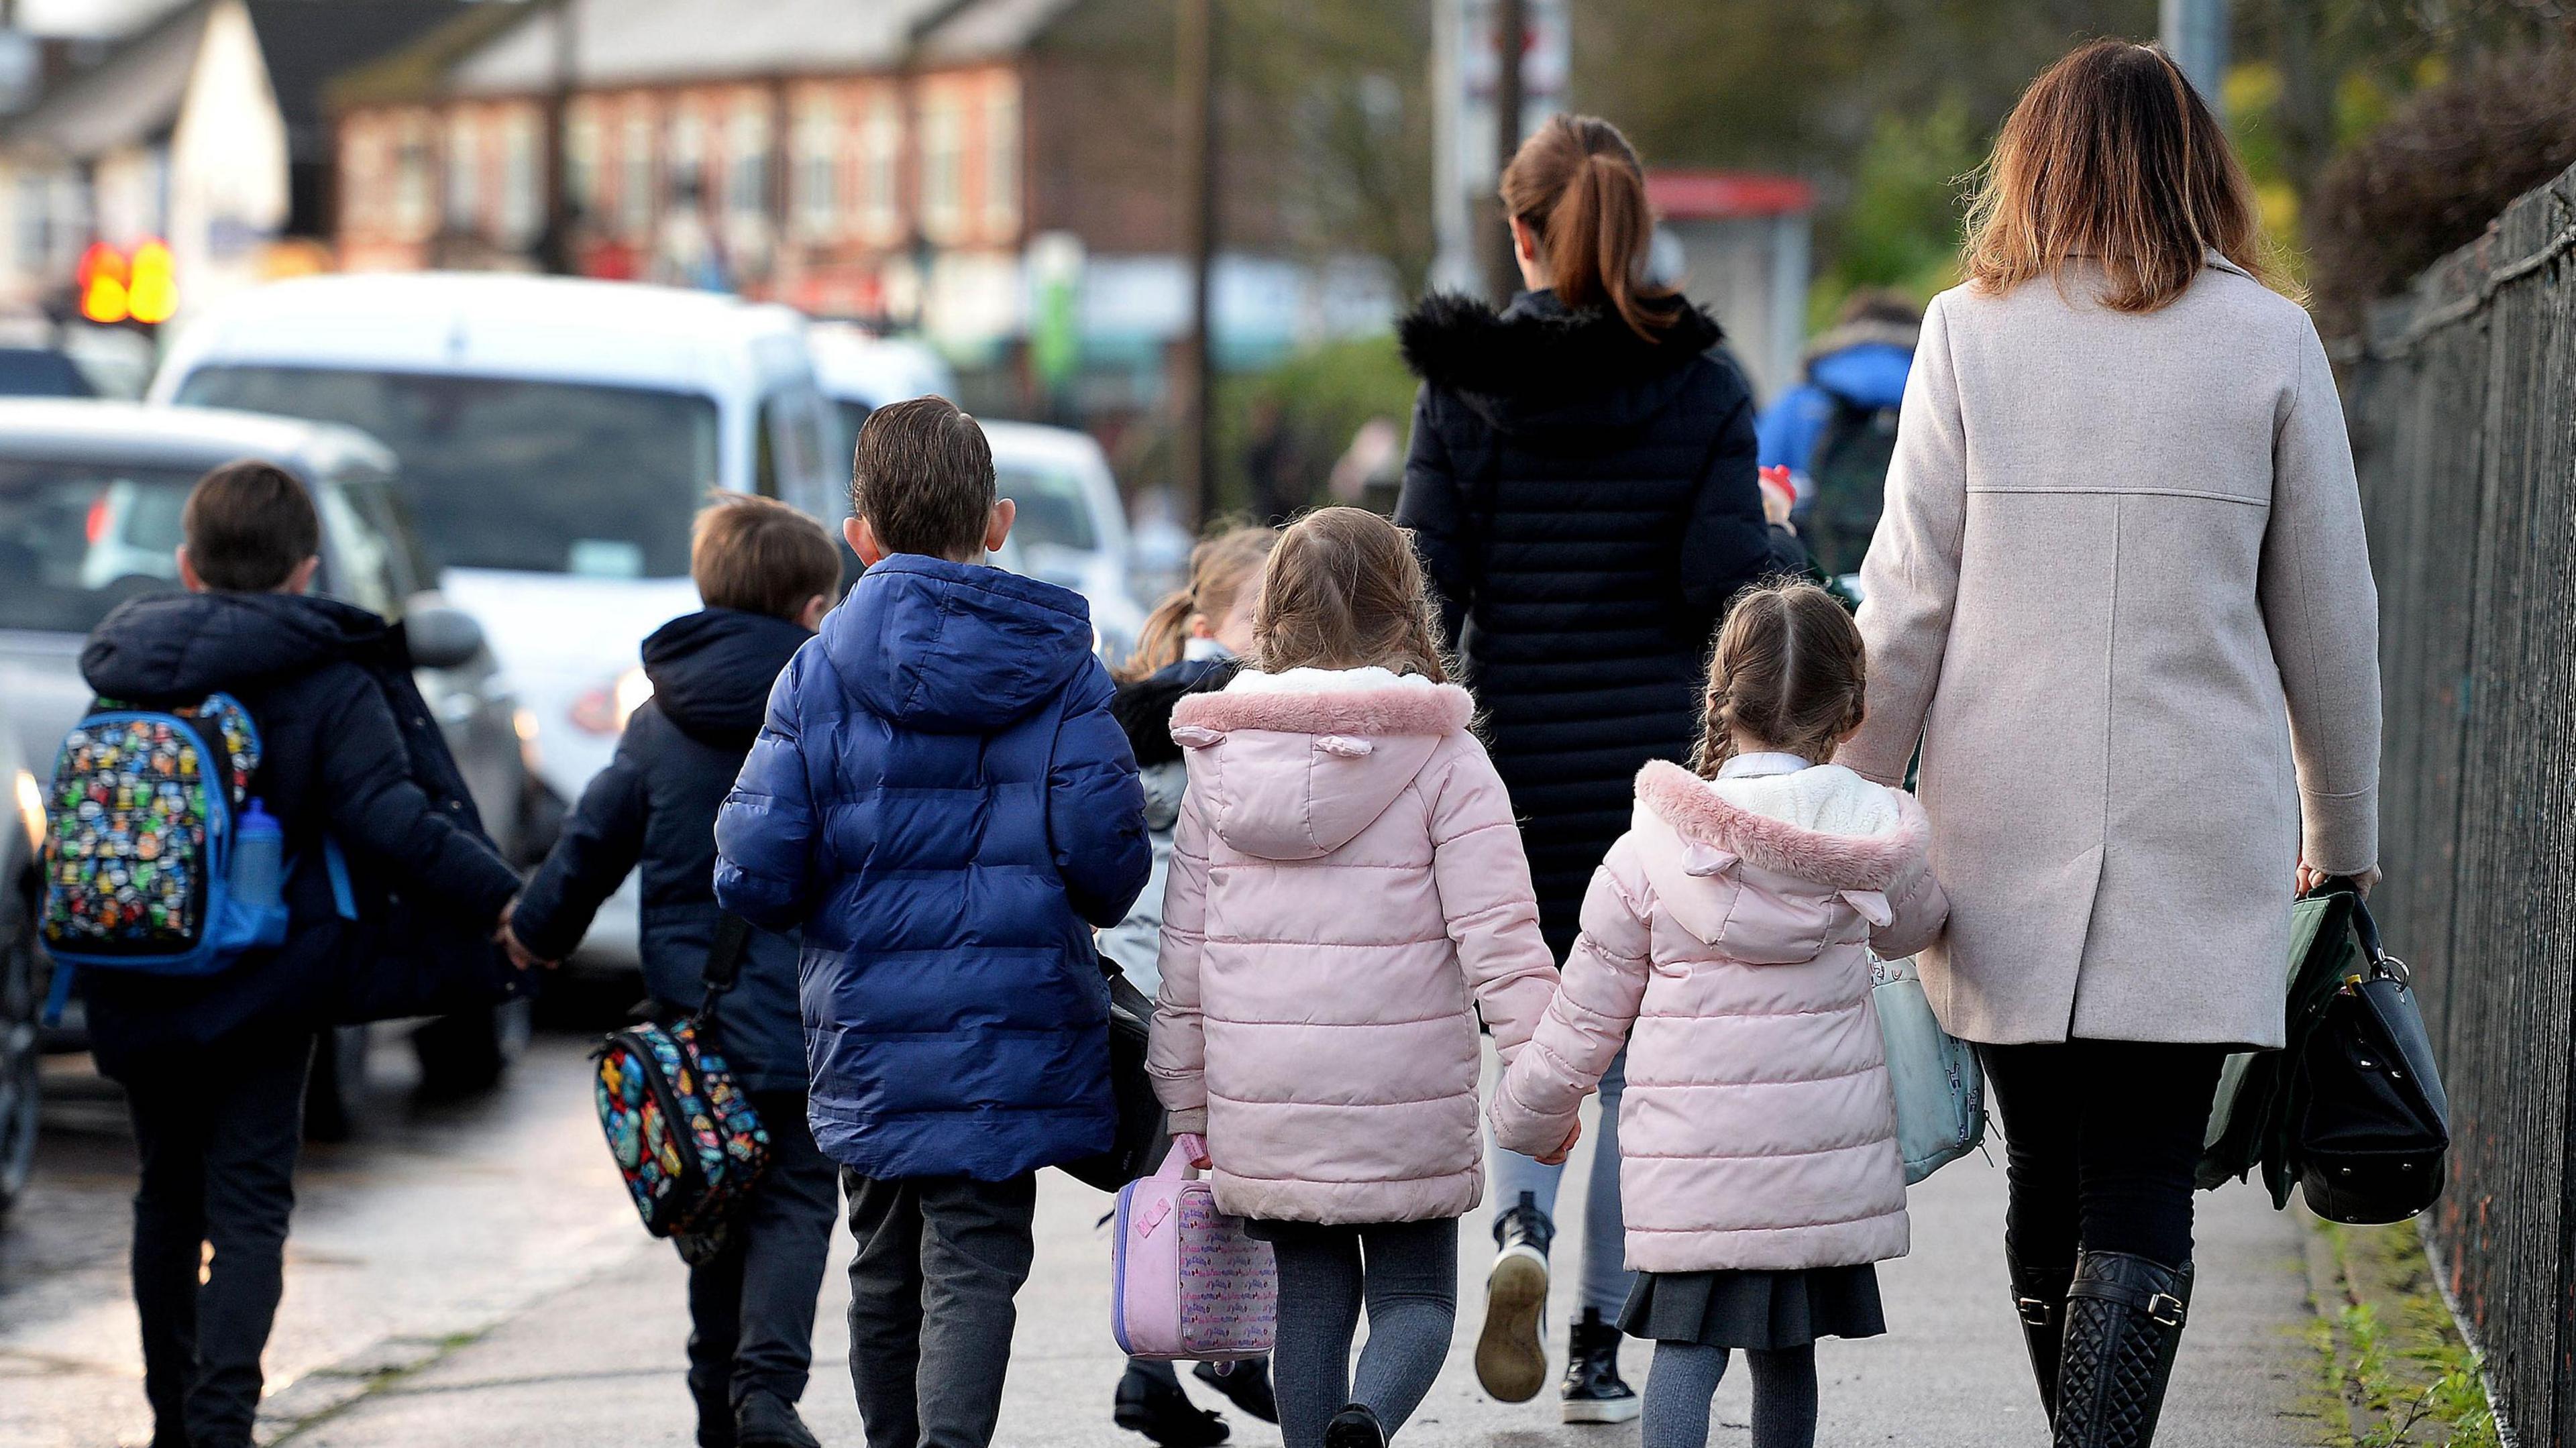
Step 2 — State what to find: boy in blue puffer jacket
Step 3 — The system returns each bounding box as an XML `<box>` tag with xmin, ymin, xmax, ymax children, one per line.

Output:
<box><xmin>715</xmin><ymin>396</ymin><xmax>1150</xmax><ymax>1448</ymax></box>
<box><xmin>504</xmin><ymin>494</ymin><xmax>843</xmax><ymax>1448</ymax></box>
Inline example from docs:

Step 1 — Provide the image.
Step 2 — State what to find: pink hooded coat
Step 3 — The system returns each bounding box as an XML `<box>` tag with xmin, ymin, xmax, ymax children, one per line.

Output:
<box><xmin>1147</xmin><ymin>669</ymin><xmax>1560</xmax><ymax>1225</ymax></box>
<box><xmin>1493</xmin><ymin>759</ymin><xmax>1949</xmax><ymax>1272</ymax></box>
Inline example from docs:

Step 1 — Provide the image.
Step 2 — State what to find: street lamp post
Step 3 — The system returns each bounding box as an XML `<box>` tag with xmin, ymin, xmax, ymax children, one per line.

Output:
<box><xmin>2159</xmin><ymin>0</ymin><xmax>2229</xmax><ymax>99</ymax></box>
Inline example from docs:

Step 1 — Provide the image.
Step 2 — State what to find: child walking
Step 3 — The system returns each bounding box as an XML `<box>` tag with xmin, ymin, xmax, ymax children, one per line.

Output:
<box><xmin>1148</xmin><ymin>507</ymin><xmax>1559</xmax><ymax>1448</ymax></box>
<box><xmin>1102</xmin><ymin>525</ymin><xmax>1281</xmax><ymax>1448</ymax></box>
<box><xmin>1493</xmin><ymin>579</ymin><xmax>1948</xmax><ymax>1448</ymax></box>
<box><xmin>715</xmin><ymin>396</ymin><xmax>1150</xmax><ymax>1448</ymax></box>
<box><xmin>503</xmin><ymin>494</ymin><xmax>843</xmax><ymax>1448</ymax></box>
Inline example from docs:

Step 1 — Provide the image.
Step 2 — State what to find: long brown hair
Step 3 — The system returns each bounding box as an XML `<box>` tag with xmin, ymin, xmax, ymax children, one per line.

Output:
<box><xmin>1962</xmin><ymin>40</ymin><xmax>2272</xmax><ymax>314</ymax></box>
<box><xmin>1691</xmin><ymin>580</ymin><xmax>1868</xmax><ymax>777</ymax></box>
<box><xmin>1252</xmin><ymin>507</ymin><xmax>1448</xmax><ymax>682</ymax></box>
<box><xmin>1116</xmin><ymin>524</ymin><xmax>1277</xmax><ymax>682</ymax></box>
<box><xmin>1500</xmin><ymin>114</ymin><xmax>1680</xmax><ymax>341</ymax></box>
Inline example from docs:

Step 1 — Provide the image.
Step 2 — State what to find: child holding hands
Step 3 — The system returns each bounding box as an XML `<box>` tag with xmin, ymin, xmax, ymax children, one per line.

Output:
<box><xmin>1147</xmin><ymin>508</ymin><xmax>1559</xmax><ymax>1448</ymax></box>
<box><xmin>1493</xmin><ymin>579</ymin><xmax>1948</xmax><ymax>1448</ymax></box>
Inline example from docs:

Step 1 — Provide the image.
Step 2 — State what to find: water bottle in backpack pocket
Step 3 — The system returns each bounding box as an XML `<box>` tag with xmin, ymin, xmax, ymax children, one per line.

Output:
<box><xmin>38</xmin><ymin>693</ymin><xmax>292</xmax><ymax>1021</ymax></box>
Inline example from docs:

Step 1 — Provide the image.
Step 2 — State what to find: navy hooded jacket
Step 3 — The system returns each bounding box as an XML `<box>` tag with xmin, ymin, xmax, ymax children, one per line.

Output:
<box><xmin>510</xmin><ymin>607</ymin><xmax>811</xmax><ymax>1093</ymax></box>
<box><xmin>713</xmin><ymin>555</ymin><xmax>1150</xmax><ymax>1181</ymax></box>
<box><xmin>76</xmin><ymin>592</ymin><xmax>521</xmax><ymax>1076</ymax></box>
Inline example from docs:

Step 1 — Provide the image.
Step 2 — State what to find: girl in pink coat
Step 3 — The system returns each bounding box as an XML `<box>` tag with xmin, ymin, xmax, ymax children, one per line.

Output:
<box><xmin>1493</xmin><ymin>581</ymin><xmax>1949</xmax><ymax>1448</ymax></box>
<box><xmin>1148</xmin><ymin>508</ymin><xmax>1559</xmax><ymax>1448</ymax></box>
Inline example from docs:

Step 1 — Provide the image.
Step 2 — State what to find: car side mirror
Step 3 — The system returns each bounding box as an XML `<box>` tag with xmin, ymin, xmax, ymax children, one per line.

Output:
<box><xmin>406</xmin><ymin>606</ymin><xmax>486</xmax><ymax>671</ymax></box>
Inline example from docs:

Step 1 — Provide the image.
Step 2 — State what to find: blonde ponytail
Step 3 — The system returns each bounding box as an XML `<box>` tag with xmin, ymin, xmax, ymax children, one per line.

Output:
<box><xmin>1116</xmin><ymin>524</ymin><xmax>1279</xmax><ymax>682</ymax></box>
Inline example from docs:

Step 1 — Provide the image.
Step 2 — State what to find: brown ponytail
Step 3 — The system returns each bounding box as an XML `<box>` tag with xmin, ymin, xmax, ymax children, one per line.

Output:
<box><xmin>1500</xmin><ymin>114</ymin><xmax>1679</xmax><ymax>341</ymax></box>
<box><xmin>1116</xmin><ymin>524</ymin><xmax>1279</xmax><ymax>681</ymax></box>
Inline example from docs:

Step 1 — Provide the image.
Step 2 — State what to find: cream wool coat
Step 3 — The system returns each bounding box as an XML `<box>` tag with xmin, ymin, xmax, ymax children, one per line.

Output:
<box><xmin>1147</xmin><ymin>668</ymin><xmax>1560</xmax><ymax>1224</ymax></box>
<box><xmin>1839</xmin><ymin>257</ymin><xmax>2381</xmax><ymax>1048</ymax></box>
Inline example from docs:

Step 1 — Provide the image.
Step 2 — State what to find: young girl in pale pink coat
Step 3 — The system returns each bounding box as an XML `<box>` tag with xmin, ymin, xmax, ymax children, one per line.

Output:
<box><xmin>1148</xmin><ymin>507</ymin><xmax>1559</xmax><ymax>1448</ymax></box>
<box><xmin>1493</xmin><ymin>580</ymin><xmax>1948</xmax><ymax>1448</ymax></box>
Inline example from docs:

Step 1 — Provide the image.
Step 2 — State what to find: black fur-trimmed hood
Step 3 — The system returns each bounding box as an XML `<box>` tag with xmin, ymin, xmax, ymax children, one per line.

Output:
<box><xmin>1401</xmin><ymin>289</ymin><xmax>1723</xmax><ymax>395</ymax></box>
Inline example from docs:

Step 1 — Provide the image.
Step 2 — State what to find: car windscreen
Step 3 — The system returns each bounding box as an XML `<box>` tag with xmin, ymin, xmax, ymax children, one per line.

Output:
<box><xmin>174</xmin><ymin>366</ymin><xmax>720</xmax><ymax>578</ymax></box>
<box><xmin>0</xmin><ymin>458</ymin><xmax>205</xmax><ymax>633</ymax></box>
<box><xmin>0</xmin><ymin>349</ymin><xmax>96</xmax><ymax>398</ymax></box>
<box><xmin>995</xmin><ymin>459</ymin><xmax>1098</xmax><ymax>553</ymax></box>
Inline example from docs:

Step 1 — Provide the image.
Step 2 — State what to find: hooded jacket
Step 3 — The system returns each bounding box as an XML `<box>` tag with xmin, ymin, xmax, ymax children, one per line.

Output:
<box><xmin>76</xmin><ymin>591</ymin><xmax>521</xmax><ymax>1076</ymax></box>
<box><xmin>1095</xmin><ymin>651</ymin><xmax>1239</xmax><ymax>995</ymax></box>
<box><xmin>1393</xmin><ymin>288</ymin><xmax>1800</xmax><ymax>960</ymax></box>
<box><xmin>1493</xmin><ymin>757</ymin><xmax>1948</xmax><ymax>1272</ymax></box>
<box><xmin>714</xmin><ymin>555</ymin><xmax>1150</xmax><ymax>1181</ymax></box>
<box><xmin>1754</xmin><ymin>317</ymin><xmax>1920</xmax><ymax>480</ymax></box>
<box><xmin>511</xmin><ymin>607</ymin><xmax>811</xmax><ymax>1093</ymax></box>
<box><xmin>1147</xmin><ymin>667</ymin><xmax>1560</xmax><ymax>1225</ymax></box>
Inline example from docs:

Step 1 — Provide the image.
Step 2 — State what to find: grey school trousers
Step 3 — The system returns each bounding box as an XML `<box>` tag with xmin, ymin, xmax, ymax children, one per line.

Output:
<box><xmin>842</xmin><ymin>1170</ymin><xmax>1038</xmax><ymax>1448</ymax></box>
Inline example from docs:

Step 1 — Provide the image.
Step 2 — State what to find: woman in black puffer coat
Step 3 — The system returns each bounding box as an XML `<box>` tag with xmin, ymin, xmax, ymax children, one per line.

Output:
<box><xmin>1395</xmin><ymin>113</ymin><xmax>1801</xmax><ymax>1427</ymax></box>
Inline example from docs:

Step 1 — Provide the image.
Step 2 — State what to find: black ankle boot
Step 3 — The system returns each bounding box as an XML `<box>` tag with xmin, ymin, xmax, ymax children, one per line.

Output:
<box><xmin>1193</xmin><ymin>1358</ymin><xmax>1277</xmax><ymax>1424</ymax></box>
<box><xmin>692</xmin><ymin>1375</ymin><xmax>736</xmax><ymax>1448</ymax></box>
<box><xmin>1476</xmin><ymin>1192</ymin><xmax>1556</xmax><ymax>1402</ymax></box>
<box><xmin>2010</xmin><ymin>1257</ymin><xmax>2077</xmax><ymax>1416</ymax></box>
<box><xmin>735</xmin><ymin>1390</ymin><xmax>822</xmax><ymax>1448</ymax></box>
<box><xmin>1116</xmin><ymin>1363</ymin><xmax>1230</xmax><ymax>1447</ymax></box>
<box><xmin>1559</xmin><ymin>1308</ymin><xmax>1640</xmax><ymax>1423</ymax></box>
<box><xmin>2053</xmin><ymin>1251</ymin><xmax>2194</xmax><ymax>1447</ymax></box>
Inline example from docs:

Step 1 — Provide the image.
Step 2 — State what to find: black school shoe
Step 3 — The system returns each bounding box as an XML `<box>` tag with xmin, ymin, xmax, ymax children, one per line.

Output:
<box><xmin>735</xmin><ymin>1390</ymin><xmax>822</xmax><ymax>1448</ymax></box>
<box><xmin>1194</xmin><ymin>1358</ymin><xmax>1279</xmax><ymax>1423</ymax></box>
<box><xmin>1116</xmin><ymin>1363</ymin><xmax>1231</xmax><ymax>1448</ymax></box>
<box><xmin>1560</xmin><ymin>1308</ymin><xmax>1641</xmax><ymax>1423</ymax></box>
<box><xmin>1324</xmin><ymin>1402</ymin><xmax>1387</xmax><ymax>1448</ymax></box>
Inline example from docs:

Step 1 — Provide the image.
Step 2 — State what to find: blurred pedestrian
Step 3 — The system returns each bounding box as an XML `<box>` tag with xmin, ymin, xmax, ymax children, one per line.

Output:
<box><xmin>714</xmin><ymin>397</ymin><xmax>1150</xmax><ymax>1448</ymax></box>
<box><xmin>1101</xmin><ymin>524</ymin><xmax>1281</xmax><ymax>1447</ymax></box>
<box><xmin>1754</xmin><ymin>289</ymin><xmax>1921</xmax><ymax>577</ymax></box>
<box><xmin>1841</xmin><ymin>41</ymin><xmax>2382</xmax><ymax>1447</ymax></box>
<box><xmin>502</xmin><ymin>494</ymin><xmax>843</xmax><ymax>1448</ymax></box>
<box><xmin>1394</xmin><ymin>112</ymin><xmax>1804</xmax><ymax>1423</ymax></box>
<box><xmin>1147</xmin><ymin>508</ymin><xmax>1559</xmax><ymax>1448</ymax></box>
<box><xmin>1495</xmin><ymin>581</ymin><xmax>1949</xmax><ymax>1448</ymax></box>
<box><xmin>76</xmin><ymin>462</ymin><xmax>521</xmax><ymax>1448</ymax></box>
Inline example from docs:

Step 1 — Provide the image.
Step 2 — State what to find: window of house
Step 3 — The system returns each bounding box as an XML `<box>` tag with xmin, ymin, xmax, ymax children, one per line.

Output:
<box><xmin>859</xmin><ymin>90</ymin><xmax>902</xmax><ymax>241</ymax></box>
<box><xmin>668</xmin><ymin>109</ymin><xmax>705</xmax><ymax>209</ymax></box>
<box><xmin>394</xmin><ymin>117</ymin><xmax>433</xmax><ymax>239</ymax></box>
<box><xmin>920</xmin><ymin>96</ymin><xmax>963</xmax><ymax>242</ymax></box>
<box><xmin>445</xmin><ymin>110</ymin><xmax>482</xmax><ymax>231</ymax></box>
<box><xmin>499</xmin><ymin>109</ymin><xmax>541</xmax><ymax>245</ymax></box>
<box><xmin>792</xmin><ymin>95</ymin><xmax>839</xmax><ymax>240</ymax></box>
<box><xmin>620</xmin><ymin>109</ymin><xmax>655</xmax><ymax>238</ymax></box>
<box><xmin>982</xmin><ymin>80</ymin><xmax>1020</xmax><ymax>238</ymax></box>
<box><xmin>566</xmin><ymin>107</ymin><xmax>602</xmax><ymax>220</ymax></box>
<box><xmin>727</xmin><ymin>105</ymin><xmax>769</xmax><ymax>223</ymax></box>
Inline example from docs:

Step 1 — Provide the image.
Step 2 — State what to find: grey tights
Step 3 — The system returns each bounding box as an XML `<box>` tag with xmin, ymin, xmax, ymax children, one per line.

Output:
<box><xmin>1643</xmin><ymin>1340</ymin><xmax>1819</xmax><ymax>1448</ymax></box>
<box><xmin>1265</xmin><ymin>1217</ymin><xmax>1459</xmax><ymax>1448</ymax></box>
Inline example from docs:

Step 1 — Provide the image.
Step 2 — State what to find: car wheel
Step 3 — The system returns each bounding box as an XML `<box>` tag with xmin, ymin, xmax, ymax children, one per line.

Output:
<box><xmin>412</xmin><ymin>997</ymin><xmax>529</xmax><ymax>1099</ymax></box>
<box><xmin>304</xmin><ymin>1024</ymin><xmax>370</xmax><ymax>1144</ymax></box>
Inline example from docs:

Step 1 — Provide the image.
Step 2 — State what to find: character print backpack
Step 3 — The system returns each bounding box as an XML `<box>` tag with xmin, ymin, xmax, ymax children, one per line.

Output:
<box><xmin>38</xmin><ymin>693</ymin><xmax>303</xmax><ymax>1021</ymax></box>
<box><xmin>1110</xmin><ymin>1135</ymin><xmax>1277</xmax><ymax>1361</ymax></box>
<box><xmin>593</xmin><ymin>914</ymin><xmax>772</xmax><ymax>1263</ymax></box>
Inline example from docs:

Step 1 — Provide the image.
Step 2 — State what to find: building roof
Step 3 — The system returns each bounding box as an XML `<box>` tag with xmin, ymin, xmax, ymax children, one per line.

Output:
<box><xmin>3</xmin><ymin>0</ymin><xmax>469</xmax><ymax>161</ymax></box>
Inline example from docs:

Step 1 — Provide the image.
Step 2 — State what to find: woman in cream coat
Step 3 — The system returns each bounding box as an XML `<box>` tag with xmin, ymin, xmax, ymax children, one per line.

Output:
<box><xmin>1836</xmin><ymin>42</ymin><xmax>2381</xmax><ymax>1448</ymax></box>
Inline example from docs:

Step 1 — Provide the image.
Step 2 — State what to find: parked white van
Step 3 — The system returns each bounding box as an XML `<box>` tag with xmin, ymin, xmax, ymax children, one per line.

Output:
<box><xmin>150</xmin><ymin>273</ymin><xmax>842</xmax><ymax>966</ymax></box>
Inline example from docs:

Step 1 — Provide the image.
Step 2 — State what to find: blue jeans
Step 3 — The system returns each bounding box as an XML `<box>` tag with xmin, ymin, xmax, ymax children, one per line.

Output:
<box><xmin>1490</xmin><ymin>1048</ymin><xmax>1629</xmax><ymax>1319</ymax></box>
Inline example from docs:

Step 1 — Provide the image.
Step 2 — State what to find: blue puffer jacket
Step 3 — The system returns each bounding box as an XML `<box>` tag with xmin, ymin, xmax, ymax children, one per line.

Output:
<box><xmin>714</xmin><ymin>555</ymin><xmax>1150</xmax><ymax>1181</ymax></box>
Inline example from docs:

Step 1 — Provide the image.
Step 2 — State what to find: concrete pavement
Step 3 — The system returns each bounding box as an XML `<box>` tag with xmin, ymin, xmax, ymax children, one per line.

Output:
<box><xmin>277</xmin><ymin>1064</ymin><xmax>2326</xmax><ymax>1448</ymax></box>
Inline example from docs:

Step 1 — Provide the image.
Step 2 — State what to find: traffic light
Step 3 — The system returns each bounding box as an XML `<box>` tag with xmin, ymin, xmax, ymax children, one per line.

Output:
<box><xmin>74</xmin><ymin>239</ymin><xmax>176</xmax><ymax>325</ymax></box>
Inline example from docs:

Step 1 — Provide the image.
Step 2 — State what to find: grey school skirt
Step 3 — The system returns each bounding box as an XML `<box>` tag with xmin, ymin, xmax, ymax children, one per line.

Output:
<box><xmin>1619</xmin><ymin>1265</ymin><xmax>1886</xmax><ymax>1351</ymax></box>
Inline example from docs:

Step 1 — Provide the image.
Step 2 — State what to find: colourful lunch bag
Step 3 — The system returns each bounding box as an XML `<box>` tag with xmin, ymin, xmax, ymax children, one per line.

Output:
<box><xmin>1110</xmin><ymin>1135</ymin><xmax>1277</xmax><ymax>1361</ymax></box>
<box><xmin>592</xmin><ymin>915</ymin><xmax>771</xmax><ymax>1262</ymax></box>
<box><xmin>38</xmin><ymin>693</ymin><xmax>293</xmax><ymax>1021</ymax></box>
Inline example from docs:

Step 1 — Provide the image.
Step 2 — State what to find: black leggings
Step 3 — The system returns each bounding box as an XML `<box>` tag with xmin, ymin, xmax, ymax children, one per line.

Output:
<box><xmin>1980</xmin><ymin>1040</ymin><xmax>2226</xmax><ymax>1270</ymax></box>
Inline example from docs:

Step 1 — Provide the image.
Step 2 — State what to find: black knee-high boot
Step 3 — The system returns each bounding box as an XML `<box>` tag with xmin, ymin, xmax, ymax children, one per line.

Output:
<box><xmin>2009</xmin><ymin>1256</ymin><xmax>2076</xmax><ymax>1416</ymax></box>
<box><xmin>2053</xmin><ymin>1251</ymin><xmax>2194</xmax><ymax>1448</ymax></box>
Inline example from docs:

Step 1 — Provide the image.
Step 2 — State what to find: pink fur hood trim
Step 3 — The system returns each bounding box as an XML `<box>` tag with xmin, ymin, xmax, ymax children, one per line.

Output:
<box><xmin>1633</xmin><ymin>759</ymin><xmax>1929</xmax><ymax>892</ymax></box>
<box><xmin>1171</xmin><ymin>681</ymin><xmax>1474</xmax><ymax>740</ymax></box>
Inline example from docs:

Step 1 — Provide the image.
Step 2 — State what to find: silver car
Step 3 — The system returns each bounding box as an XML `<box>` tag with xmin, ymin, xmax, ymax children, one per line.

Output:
<box><xmin>0</xmin><ymin>400</ymin><xmax>540</xmax><ymax>1135</ymax></box>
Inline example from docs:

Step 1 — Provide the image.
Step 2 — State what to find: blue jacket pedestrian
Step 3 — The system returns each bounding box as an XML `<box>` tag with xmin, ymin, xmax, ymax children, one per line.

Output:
<box><xmin>714</xmin><ymin>553</ymin><xmax>1150</xmax><ymax>1182</ymax></box>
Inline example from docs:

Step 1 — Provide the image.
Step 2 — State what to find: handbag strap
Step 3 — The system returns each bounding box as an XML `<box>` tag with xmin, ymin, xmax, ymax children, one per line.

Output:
<box><xmin>699</xmin><ymin>913</ymin><xmax>753</xmax><ymax>1023</ymax></box>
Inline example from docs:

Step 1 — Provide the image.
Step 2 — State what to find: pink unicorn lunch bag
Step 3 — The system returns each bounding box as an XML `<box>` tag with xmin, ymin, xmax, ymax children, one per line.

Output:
<box><xmin>1110</xmin><ymin>1135</ymin><xmax>1277</xmax><ymax>1360</ymax></box>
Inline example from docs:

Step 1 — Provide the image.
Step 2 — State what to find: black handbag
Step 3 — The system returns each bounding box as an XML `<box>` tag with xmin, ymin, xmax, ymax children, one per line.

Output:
<box><xmin>1059</xmin><ymin>952</ymin><xmax>1170</xmax><ymax>1193</ymax></box>
<box><xmin>2196</xmin><ymin>883</ymin><xmax>2449</xmax><ymax>1223</ymax></box>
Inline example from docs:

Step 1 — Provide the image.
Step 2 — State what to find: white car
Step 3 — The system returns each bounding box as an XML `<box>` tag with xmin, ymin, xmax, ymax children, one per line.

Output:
<box><xmin>149</xmin><ymin>274</ymin><xmax>843</xmax><ymax>966</ymax></box>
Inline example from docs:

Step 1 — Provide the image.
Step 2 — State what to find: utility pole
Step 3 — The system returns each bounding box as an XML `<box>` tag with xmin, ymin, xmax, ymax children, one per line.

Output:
<box><xmin>1483</xmin><ymin>0</ymin><xmax>1525</xmax><ymax>304</ymax></box>
<box><xmin>2159</xmin><ymin>0</ymin><xmax>2229</xmax><ymax>99</ymax></box>
<box><xmin>1177</xmin><ymin>0</ymin><xmax>1219</xmax><ymax>524</ymax></box>
<box><xmin>538</xmin><ymin>0</ymin><xmax>576</xmax><ymax>273</ymax></box>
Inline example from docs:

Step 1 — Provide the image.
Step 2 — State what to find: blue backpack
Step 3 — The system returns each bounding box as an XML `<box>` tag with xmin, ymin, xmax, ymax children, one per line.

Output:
<box><xmin>36</xmin><ymin>693</ymin><xmax>327</xmax><ymax>1022</ymax></box>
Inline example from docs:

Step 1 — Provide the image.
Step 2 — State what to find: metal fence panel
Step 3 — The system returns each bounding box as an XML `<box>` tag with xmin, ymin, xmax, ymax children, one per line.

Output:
<box><xmin>2343</xmin><ymin>160</ymin><xmax>2576</xmax><ymax>1446</ymax></box>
